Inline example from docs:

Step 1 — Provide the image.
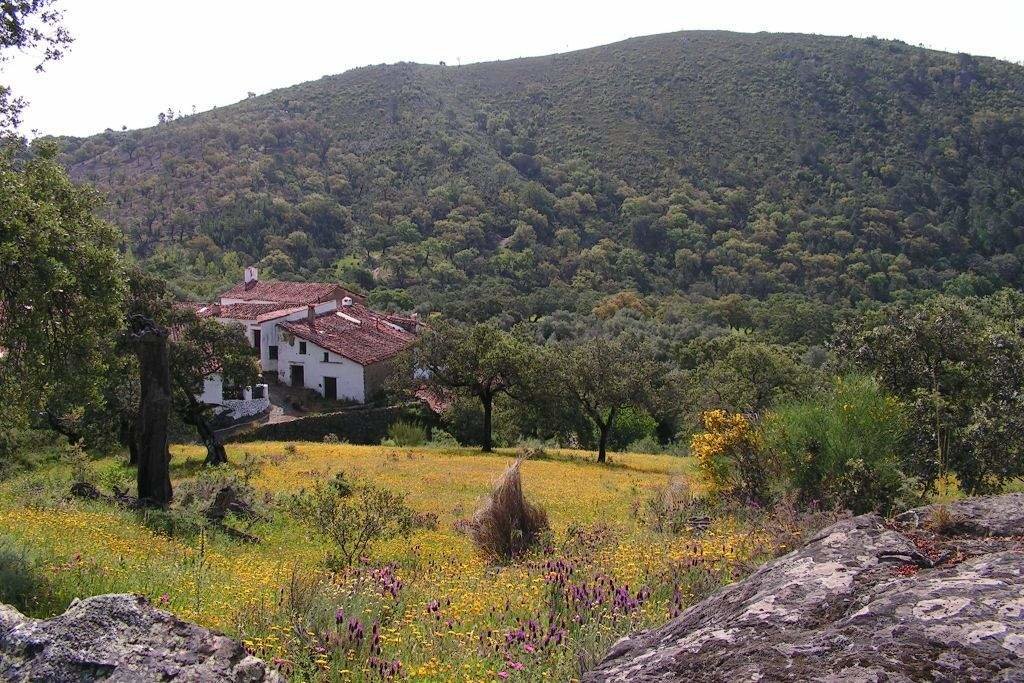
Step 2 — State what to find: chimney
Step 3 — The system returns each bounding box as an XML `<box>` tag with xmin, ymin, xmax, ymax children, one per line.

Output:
<box><xmin>307</xmin><ymin>305</ymin><xmax>316</xmax><ymax>326</ymax></box>
<box><xmin>244</xmin><ymin>266</ymin><xmax>259</xmax><ymax>290</ymax></box>
<box><xmin>341</xmin><ymin>296</ymin><xmax>354</xmax><ymax>307</ymax></box>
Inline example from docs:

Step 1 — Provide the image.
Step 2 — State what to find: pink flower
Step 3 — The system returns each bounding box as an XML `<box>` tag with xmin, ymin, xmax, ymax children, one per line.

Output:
<box><xmin>508</xmin><ymin>661</ymin><xmax>525</xmax><ymax>671</ymax></box>
<box><xmin>523</xmin><ymin>644</ymin><xmax>535</xmax><ymax>654</ymax></box>
<box><xmin>497</xmin><ymin>672</ymin><xmax>509</xmax><ymax>680</ymax></box>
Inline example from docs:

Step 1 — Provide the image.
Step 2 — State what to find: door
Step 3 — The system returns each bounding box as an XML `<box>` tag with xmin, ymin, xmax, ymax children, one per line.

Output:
<box><xmin>324</xmin><ymin>376</ymin><xmax>337</xmax><ymax>400</ymax></box>
<box><xmin>290</xmin><ymin>364</ymin><xmax>305</xmax><ymax>387</ymax></box>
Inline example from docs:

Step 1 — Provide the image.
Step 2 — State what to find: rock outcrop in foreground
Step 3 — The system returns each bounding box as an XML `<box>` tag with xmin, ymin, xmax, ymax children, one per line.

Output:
<box><xmin>0</xmin><ymin>593</ymin><xmax>281</xmax><ymax>682</ymax></box>
<box><xmin>586</xmin><ymin>493</ymin><xmax>1024</xmax><ymax>682</ymax></box>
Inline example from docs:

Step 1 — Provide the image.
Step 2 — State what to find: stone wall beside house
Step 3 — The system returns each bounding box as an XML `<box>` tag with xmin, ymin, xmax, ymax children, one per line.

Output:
<box><xmin>212</xmin><ymin>396</ymin><xmax>270</xmax><ymax>426</ymax></box>
<box><xmin>231</xmin><ymin>404</ymin><xmax>414</xmax><ymax>444</ymax></box>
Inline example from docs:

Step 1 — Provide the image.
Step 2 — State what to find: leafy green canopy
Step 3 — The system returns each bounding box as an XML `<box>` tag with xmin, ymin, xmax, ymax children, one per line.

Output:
<box><xmin>835</xmin><ymin>291</ymin><xmax>1024</xmax><ymax>493</ymax></box>
<box><xmin>0</xmin><ymin>142</ymin><xmax>124</xmax><ymax>436</ymax></box>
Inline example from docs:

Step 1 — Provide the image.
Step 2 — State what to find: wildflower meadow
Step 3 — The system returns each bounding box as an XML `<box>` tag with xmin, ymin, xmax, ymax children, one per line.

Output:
<box><xmin>0</xmin><ymin>443</ymin><xmax>783</xmax><ymax>681</ymax></box>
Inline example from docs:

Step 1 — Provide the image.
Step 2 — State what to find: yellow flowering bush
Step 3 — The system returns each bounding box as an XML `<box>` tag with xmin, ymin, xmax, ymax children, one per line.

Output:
<box><xmin>690</xmin><ymin>410</ymin><xmax>770</xmax><ymax>503</ymax></box>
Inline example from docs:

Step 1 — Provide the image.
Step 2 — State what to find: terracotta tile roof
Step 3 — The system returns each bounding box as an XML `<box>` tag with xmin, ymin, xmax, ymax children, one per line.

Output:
<box><xmin>219</xmin><ymin>280</ymin><xmax>359</xmax><ymax>305</ymax></box>
<box><xmin>254</xmin><ymin>305</ymin><xmax>308</xmax><ymax>323</ymax></box>
<box><xmin>216</xmin><ymin>302</ymin><xmax>298</xmax><ymax>321</ymax></box>
<box><xmin>173</xmin><ymin>301</ymin><xmax>220</xmax><ymax>318</ymax></box>
<box><xmin>414</xmin><ymin>385</ymin><xmax>452</xmax><ymax>414</ymax></box>
<box><xmin>278</xmin><ymin>303</ymin><xmax>416</xmax><ymax>366</ymax></box>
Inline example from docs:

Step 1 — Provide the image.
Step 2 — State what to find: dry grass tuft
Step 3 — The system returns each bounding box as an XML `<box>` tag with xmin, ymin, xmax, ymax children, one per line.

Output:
<box><xmin>470</xmin><ymin>458</ymin><xmax>549</xmax><ymax>560</ymax></box>
<box><xmin>927</xmin><ymin>503</ymin><xmax>962</xmax><ymax>535</ymax></box>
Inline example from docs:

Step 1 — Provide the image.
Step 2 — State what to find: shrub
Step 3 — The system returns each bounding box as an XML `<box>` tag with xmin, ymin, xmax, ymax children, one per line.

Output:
<box><xmin>176</xmin><ymin>465</ymin><xmax>262</xmax><ymax>519</ymax></box>
<box><xmin>412</xmin><ymin>511</ymin><xmax>439</xmax><ymax>530</ymax></box>
<box><xmin>608</xmin><ymin>406</ymin><xmax>658</xmax><ymax>451</ymax></box>
<box><xmin>97</xmin><ymin>461</ymin><xmax>134</xmax><ymax>493</ymax></box>
<box><xmin>470</xmin><ymin>459</ymin><xmax>549</xmax><ymax>561</ymax></box>
<box><xmin>428</xmin><ymin>429</ymin><xmax>459</xmax><ymax>447</ymax></box>
<box><xmin>516</xmin><ymin>442</ymin><xmax>547</xmax><ymax>460</ymax></box>
<box><xmin>386</xmin><ymin>420</ymin><xmax>426</xmax><ymax>447</ymax></box>
<box><xmin>752</xmin><ymin>492</ymin><xmax>847</xmax><ymax>557</ymax></box>
<box><xmin>626</xmin><ymin>435</ymin><xmax>663</xmax><ymax>454</ymax></box>
<box><xmin>762</xmin><ymin>375</ymin><xmax>908</xmax><ymax>514</ymax></box>
<box><xmin>329</xmin><ymin>470</ymin><xmax>353</xmax><ymax>497</ymax></box>
<box><xmin>441</xmin><ymin>397</ymin><xmax>486</xmax><ymax>446</ymax></box>
<box><xmin>691</xmin><ymin>410</ymin><xmax>771</xmax><ymax>504</ymax></box>
<box><xmin>441</xmin><ymin>397</ymin><xmax>513</xmax><ymax>449</ymax></box>
<box><xmin>61</xmin><ymin>441</ymin><xmax>95</xmax><ymax>485</ymax></box>
<box><xmin>322</xmin><ymin>433</ymin><xmax>340</xmax><ymax>443</ymax></box>
<box><xmin>287</xmin><ymin>480</ymin><xmax>414</xmax><ymax>570</ymax></box>
<box><xmin>927</xmin><ymin>504</ymin><xmax>962</xmax><ymax>534</ymax></box>
<box><xmin>138</xmin><ymin>507</ymin><xmax>207</xmax><ymax>539</ymax></box>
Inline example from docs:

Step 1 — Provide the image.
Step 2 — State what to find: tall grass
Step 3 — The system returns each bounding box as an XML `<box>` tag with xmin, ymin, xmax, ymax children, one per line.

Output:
<box><xmin>470</xmin><ymin>458</ymin><xmax>549</xmax><ymax>560</ymax></box>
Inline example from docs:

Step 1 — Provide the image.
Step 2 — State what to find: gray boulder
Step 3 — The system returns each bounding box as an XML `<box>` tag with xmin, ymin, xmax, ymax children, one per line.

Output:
<box><xmin>896</xmin><ymin>492</ymin><xmax>1024</xmax><ymax>537</ymax></box>
<box><xmin>0</xmin><ymin>593</ymin><xmax>281</xmax><ymax>682</ymax></box>
<box><xmin>585</xmin><ymin>494</ymin><xmax>1024</xmax><ymax>682</ymax></box>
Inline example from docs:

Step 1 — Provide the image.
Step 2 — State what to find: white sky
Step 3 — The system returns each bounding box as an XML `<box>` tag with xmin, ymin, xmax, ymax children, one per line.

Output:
<box><xmin>6</xmin><ymin>0</ymin><xmax>1024</xmax><ymax>138</ymax></box>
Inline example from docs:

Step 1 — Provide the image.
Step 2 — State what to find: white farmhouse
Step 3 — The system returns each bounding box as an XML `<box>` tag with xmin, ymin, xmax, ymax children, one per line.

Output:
<box><xmin>275</xmin><ymin>299</ymin><xmax>417</xmax><ymax>402</ymax></box>
<box><xmin>180</xmin><ymin>267</ymin><xmax>418</xmax><ymax>409</ymax></box>
<box><xmin>213</xmin><ymin>266</ymin><xmax>361</xmax><ymax>370</ymax></box>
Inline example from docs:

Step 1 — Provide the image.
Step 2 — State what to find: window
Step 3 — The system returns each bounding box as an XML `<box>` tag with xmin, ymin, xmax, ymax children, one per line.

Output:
<box><xmin>299</xmin><ymin>341</ymin><xmax>307</xmax><ymax>355</ymax></box>
<box><xmin>322</xmin><ymin>351</ymin><xmax>329</xmax><ymax>362</ymax></box>
<box><xmin>268</xmin><ymin>345</ymin><xmax>278</xmax><ymax>360</ymax></box>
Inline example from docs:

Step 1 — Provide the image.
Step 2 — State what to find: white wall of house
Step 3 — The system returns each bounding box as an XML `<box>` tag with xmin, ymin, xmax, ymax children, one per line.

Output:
<box><xmin>198</xmin><ymin>373</ymin><xmax>269</xmax><ymax>405</ymax></box>
<box><xmin>276</xmin><ymin>334</ymin><xmax>368</xmax><ymax>402</ymax></box>
<box><xmin>216</xmin><ymin>300</ymin><xmax>338</xmax><ymax>373</ymax></box>
<box><xmin>199</xmin><ymin>374</ymin><xmax>223</xmax><ymax>404</ymax></box>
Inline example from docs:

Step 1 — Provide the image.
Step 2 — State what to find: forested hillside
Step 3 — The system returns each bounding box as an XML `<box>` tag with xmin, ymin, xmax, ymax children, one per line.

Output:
<box><xmin>56</xmin><ymin>30</ymin><xmax>1024</xmax><ymax>324</ymax></box>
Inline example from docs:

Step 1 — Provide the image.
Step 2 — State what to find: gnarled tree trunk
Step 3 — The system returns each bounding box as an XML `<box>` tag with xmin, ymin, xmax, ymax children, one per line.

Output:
<box><xmin>176</xmin><ymin>383</ymin><xmax>227</xmax><ymax>466</ymax></box>
<box><xmin>197</xmin><ymin>411</ymin><xmax>227</xmax><ymax>466</ymax></box>
<box><xmin>134</xmin><ymin>320</ymin><xmax>172</xmax><ymax>507</ymax></box>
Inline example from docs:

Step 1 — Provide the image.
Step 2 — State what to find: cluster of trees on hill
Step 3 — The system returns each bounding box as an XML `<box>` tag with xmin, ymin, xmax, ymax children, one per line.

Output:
<box><xmin>413</xmin><ymin>290</ymin><xmax>1024</xmax><ymax>502</ymax></box>
<box><xmin>50</xmin><ymin>31</ymin><xmax>1024</xmax><ymax>326</ymax></box>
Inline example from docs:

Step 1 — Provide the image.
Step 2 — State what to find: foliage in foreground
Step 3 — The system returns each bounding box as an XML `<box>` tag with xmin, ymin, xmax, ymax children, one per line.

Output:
<box><xmin>836</xmin><ymin>291</ymin><xmax>1024</xmax><ymax>494</ymax></box>
<box><xmin>287</xmin><ymin>474</ymin><xmax>414</xmax><ymax>571</ymax></box>
<box><xmin>0</xmin><ymin>143</ymin><xmax>124</xmax><ymax>449</ymax></box>
<box><xmin>691</xmin><ymin>410</ymin><xmax>770</xmax><ymax>505</ymax></box>
<box><xmin>693</xmin><ymin>376</ymin><xmax>918</xmax><ymax>514</ymax></box>
<box><xmin>0</xmin><ymin>443</ymin><xmax>784</xmax><ymax>681</ymax></box>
